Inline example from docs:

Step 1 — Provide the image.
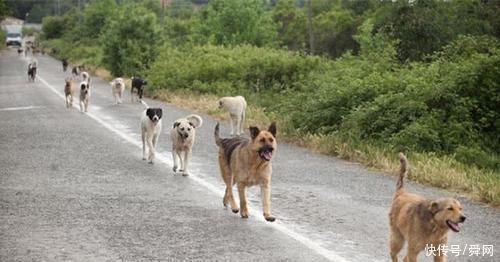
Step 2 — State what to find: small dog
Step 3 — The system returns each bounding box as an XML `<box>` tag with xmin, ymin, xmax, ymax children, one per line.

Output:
<box><xmin>389</xmin><ymin>153</ymin><xmax>466</xmax><ymax>262</ymax></box>
<box><xmin>62</xmin><ymin>59</ymin><xmax>68</xmax><ymax>72</ymax></box>
<box><xmin>64</xmin><ymin>78</ymin><xmax>74</xmax><ymax>108</ymax></box>
<box><xmin>218</xmin><ymin>96</ymin><xmax>247</xmax><ymax>136</ymax></box>
<box><xmin>71</xmin><ymin>66</ymin><xmax>79</xmax><ymax>76</ymax></box>
<box><xmin>110</xmin><ymin>77</ymin><xmax>125</xmax><ymax>104</ymax></box>
<box><xmin>214</xmin><ymin>122</ymin><xmax>277</xmax><ymax>222</ymax></box>
<box><xmin>17</xmin><ymin>48</ymin><xmax>23</xmax><ymax>55</ymax></box>
<box><xmin>141</xmin><ymin>101</ymin><xmax>163</xmax><ymax>164</ymax></box>
<box><xmin>131</xmin><ymin>77</ymin><xmax>147</xmax><ymax>102</ymax></box>
<box><xmin>79</xmin><ymin>81</ymin><xmax>90</xmax><ymax>112</ymax></box>
<box><xmin>170</xmin><ymin>114</ymin><xmax>203</xmax><ymax>176</ymax></box>
<box><xmin>27</xmin><ymin>59</ymin><xmax>37</xmax><ymax>82</ymax></box>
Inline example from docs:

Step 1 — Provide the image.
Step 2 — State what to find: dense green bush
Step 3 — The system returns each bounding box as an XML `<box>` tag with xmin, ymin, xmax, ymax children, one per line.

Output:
<box><xmin>147</xmin><ymin>44</ymin><xmax>324</xmax><ymax>95</ymax></box>
<box><xmin>286</xmin><ymin>35</ymin><xmax>499</xmax><ymax>170</ymax></box>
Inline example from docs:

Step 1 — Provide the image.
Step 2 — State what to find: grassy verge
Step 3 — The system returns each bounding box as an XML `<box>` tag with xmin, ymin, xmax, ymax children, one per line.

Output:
<box><xmin>152</xmin><ymin>88</ymin><xmax>500</xmax><ymax>206</ymax></box>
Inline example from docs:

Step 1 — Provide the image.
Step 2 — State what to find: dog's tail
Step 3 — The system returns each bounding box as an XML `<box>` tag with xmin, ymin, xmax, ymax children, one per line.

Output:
<box><xmin>396</xmin><ymin>152</ymin><xmax>408</xmax><ymax>191</ymax></box>
<box><xmin>186</xmin><ymin>114</ymin><xmax>203</xmax><ymax>128</ymax></box>
<box><xmin>141</xmin><ymin>100</ymin><xmax>149</xmax><ymax>109</ymax></box>
<box><xmin>214</xmin><ymin>122</ymin><xmax>222</xmax><ymax>147</ymax></box>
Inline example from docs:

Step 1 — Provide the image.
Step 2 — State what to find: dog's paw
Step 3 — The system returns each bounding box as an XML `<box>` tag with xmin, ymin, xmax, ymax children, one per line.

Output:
<box><xmin>264</xmin><ymin>216</ymin><xmax>276</xmax><ymax>222</ymax></box>
<box><xmin>172</xmin><ymin>166</ymin><xmax>177</xmax><ymax>172</ymax></box>
<box><xmin>182</xmin><ymin>172</ymin><xmax>189</xmax><ymax>177</ymax></box>
<box><xmin>148</xmin><ymin>160</ymin><xmax>154</xmax><ymax>164</ymax></box>
<box><xmin>241</xmin><ymin>214</ymin><xmax>249</xmax><ymax>219</ymax></box>
<box><xmin>231</xmin><ymin>208</ymin><xmax>239</xmax><ymax>213</ymax></box>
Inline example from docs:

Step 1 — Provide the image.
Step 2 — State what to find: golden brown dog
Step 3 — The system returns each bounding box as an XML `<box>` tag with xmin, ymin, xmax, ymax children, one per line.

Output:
<box><xmin>214</xmin><ymin>122</ymin><xmax>277</xmax><ymax>222</ymax></box>
<box><xmin>64</xmin><ymin>77</ymin><xmax>74</xmax><ymax>108</ymax></box>
<box><xmin>389</xmin><ymin>153</ymin><xmax>466</xmax><ymax>262</ymax></box>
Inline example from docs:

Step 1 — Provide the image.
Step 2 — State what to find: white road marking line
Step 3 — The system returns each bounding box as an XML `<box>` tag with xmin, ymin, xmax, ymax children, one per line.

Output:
<box><xmin>37</xmin><ymin>75</ymin><xmax>350</xmax><ymax>262</ymax></box>
<box><xmin>0</xmin><ymin>105</ymin><xmax>44</xmax><ymax>111</ymax></box>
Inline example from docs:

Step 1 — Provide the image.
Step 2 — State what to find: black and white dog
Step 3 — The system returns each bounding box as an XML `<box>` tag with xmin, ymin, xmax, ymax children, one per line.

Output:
<box><xmin>131</xmin><ymin>77</ymin><xmax>147</xmax><ymax>102</ymax></box>
<box><xmin>27</xmin><ymin>60</ymin><xmax>37</xmax><ymax>82</ymax></box>
<box><xmin>141</xmin><ymin>100</ymin><xmax>163</xmax><ymax>163</ymax></box>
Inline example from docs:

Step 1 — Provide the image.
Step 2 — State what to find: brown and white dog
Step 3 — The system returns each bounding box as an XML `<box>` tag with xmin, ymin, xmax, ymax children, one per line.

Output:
<box><xmin>141</xmin><ymin>101</ymin><xmax>163</xmax><ymax>164</ymax></box>
<box><xmin>389</xmin><ymin>153</ymin><xmax>466</xmax><ymax>262</ymax></box>
<box><xmin>64</xmin><ymin>77</ymin><xmax>74</xmax><ymax>108</ymax></box>
<box><xmin>170</xmin><ymin>114</ymin><xmax>203</xmax><ymax>176</ymax></box>
<box><xmin>110</xmin><ymin>77</ymin><xmax>125</xmax><ymax>104</ymax></box>
<box><xmin>79</xmin><ymin>81</ymin><xmax>90</xmax><ymax>113</ymax></box>
<box><xmin>214</xmin><ymin>122</ymin><xmax>277</xmax><ymax>222</ymax></box>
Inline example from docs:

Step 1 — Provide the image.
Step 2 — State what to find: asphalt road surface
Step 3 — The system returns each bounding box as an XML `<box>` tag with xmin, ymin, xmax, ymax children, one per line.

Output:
<box><xmin>0</xmin><ymin>49</ymin><xmax>498</xmax><ymax>262</ymax></box>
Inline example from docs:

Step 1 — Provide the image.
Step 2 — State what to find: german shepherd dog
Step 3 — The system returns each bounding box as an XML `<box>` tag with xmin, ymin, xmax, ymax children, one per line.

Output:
<box><xmin>389</xmin><ymin>153</ymin><xmax>466</xmax><ymax>262</ymax></box>
<box><xmin>214</xmin><ymin>122</ymin><xmax>277</xmax><ymax>222</ymax></box>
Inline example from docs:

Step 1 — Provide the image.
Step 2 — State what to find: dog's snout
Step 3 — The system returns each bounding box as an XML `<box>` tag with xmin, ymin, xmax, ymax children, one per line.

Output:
<box><xmin>459</xmin><ymin>215</ymin><xmax>466</xmax><ymax>222</ymax></box>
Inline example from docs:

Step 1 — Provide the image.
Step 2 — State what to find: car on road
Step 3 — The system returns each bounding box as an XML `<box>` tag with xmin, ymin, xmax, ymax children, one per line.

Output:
<box><xmin>6</xmin><ymin>32</ymin><xmax>22</xmax><ymax>46</ymax></box>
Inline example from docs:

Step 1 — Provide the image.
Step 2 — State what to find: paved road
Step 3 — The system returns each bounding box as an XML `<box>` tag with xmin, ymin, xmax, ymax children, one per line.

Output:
<box><xmin>0</xmin><ymin>49</ymin><xmax>498</xmax><ymax>261</ymax></box>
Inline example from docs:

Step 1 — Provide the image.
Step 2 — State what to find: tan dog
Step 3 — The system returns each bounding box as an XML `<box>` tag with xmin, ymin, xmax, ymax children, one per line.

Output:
<box><xmin>389</xmin><ymin>153</ymin><xmax>466</xmax><ymax>262</ymax></box>
<box><xmin>170</xmin><ymin>114</ymin><xmax>203</xmax><ymax>176</ymax></box>
<box><xmin>214</xmin><ymin>122</ymin><xmax>277</xmax><ymax>222</ymax></box>
<box><xmin>110</xmin><ymin>77</ymin><xmax>125</xmax><ymax>104</ymax></box>
<box><xmin>64</xmin><ymin>78</ymin><xmax>74</xmax><ymax>108</ymax></box>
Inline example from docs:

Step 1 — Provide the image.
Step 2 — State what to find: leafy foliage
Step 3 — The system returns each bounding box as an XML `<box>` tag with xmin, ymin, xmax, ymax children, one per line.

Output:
<box><xmin>193</xmin><ymin>0</ymin><xmax>278</xmax><ymax>47</ymax></box>
<box><xmin>101</xmin><ymin>4</ymin><xmax>160</xmax><ymax>76</ymax></box>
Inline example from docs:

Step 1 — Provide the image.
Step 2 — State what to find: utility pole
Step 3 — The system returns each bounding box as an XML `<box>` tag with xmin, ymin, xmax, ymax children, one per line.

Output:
<box><xmin>307</xmin><ymin>0</ymin><xmax>315</xmax><ymax>55</ymax></box>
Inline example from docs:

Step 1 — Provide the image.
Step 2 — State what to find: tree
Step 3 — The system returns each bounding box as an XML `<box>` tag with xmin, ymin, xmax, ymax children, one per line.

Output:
<box><xmin>313</xmin><ymin>8</ymin><xmax>360</xmax><ymax>57</ymax></box>
<box><xmin>0</xmin><ymin>0</ymin><xmax>10</xmax><ymax>17</ymax></box>
<box><xmin>272</xmin><ymin>0</ymin><xmax>307</xmax><ymax>50</ymax></box>
<box><xmin>101</xmin><ymin>4</ymin><xmax>160</xmax><ymax>76</ymax></box>
<box><xmin>193</xmin><ymin>0</ymin><xmax>278</xmax><ymax>47</ymax></box>
<box><xmin>82</xmin><ymin>0</ymin><xmax>117</xmax><ymax>38</ymax></box>
<box><xmin>42</xmin><ymin>15</ymin><xmax>67</xmax><ymax>39</ymax></box>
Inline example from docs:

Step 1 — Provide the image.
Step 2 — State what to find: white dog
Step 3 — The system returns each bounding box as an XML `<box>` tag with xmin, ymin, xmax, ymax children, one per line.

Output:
<box><xmin>79</xmin><ymin>81</ymin><xmax>90</xmax><ymax>112</ymax></box>
<box><xmin>110</xmin><ymin>77</ymin><xmax>125</xmax><ymax>104</ymax></box>
<box><xmin>170</xmin><ymin>114</ymin><xmax>203</xmax><ymax>176</ymax></box>
<box><xmin>141</xmin><ymin>101</ymin><xmax>163</xmax><ymax>164</ymax></box>
<box><xmin>218</xmin><ymin>96</ymin><xmax>247</xmax><ymax>136</ymax></box>
<box><xmin>81</xmin><ymin>71</ymin><xmax>91</xmax><ymax>84</ymax></box>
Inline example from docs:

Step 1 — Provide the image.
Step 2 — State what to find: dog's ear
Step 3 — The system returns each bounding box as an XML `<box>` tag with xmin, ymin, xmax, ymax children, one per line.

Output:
<box><xmin>268</xmin><ymin>122</ymin><xmax>277</xmax><ymax>137</ymax></box>
<box><xmin>249</xmin><ymin>126</ymin><xmax>260</xmax><ymax>139</ymax></box>
<box><xmin>429</xmin><ymin>201</ymin><xmax>440</xmax><ymax>214</ymax></box>
<box><xmin>173</xmin><ymin>122</ymin><xmax>180</xmax><ymax>128</ymax></box>
<box><xmin>189</xmin><ymin>122</ymin><xmax>195</xmax><ymax>128</ymax></box>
